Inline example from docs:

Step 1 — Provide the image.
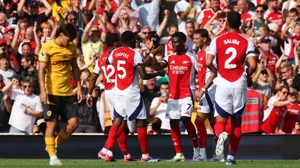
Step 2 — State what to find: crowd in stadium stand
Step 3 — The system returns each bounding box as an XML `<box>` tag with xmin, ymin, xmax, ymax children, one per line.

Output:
<box><xmin>0</xmin><ymin>0</ymin><xmax>299</xmax><ymax>135</ymax></box>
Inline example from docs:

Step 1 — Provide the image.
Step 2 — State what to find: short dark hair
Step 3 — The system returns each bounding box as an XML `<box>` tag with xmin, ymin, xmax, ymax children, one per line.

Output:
<box><xmin>0</xmin><ymin>52</ymin><xmax>9</xmax><ymax>60</ymax></box>
<box><xmin>172</xmin><ymin>32</ymin><xmax>186</xmax><ymax>42</ymax></box>
<box><xmin>57</xmin><ymin>23</ymin><xmax>77</xmax><ymax>41</ymax></box>
<box><xmin>227</xmin><ymin>11</ymin><xmax>241</xmax><ymax>30</ymax></box>
<box><xmin>255</xmin><ymin>4</ymin><xmax>264</xmax><ymax>10</ymax></box>
<box><xmin>106</xmin><ymin>33</ymin><xmax>120</xmax><ymax>48</ymax></box>
<box><xmin>194</xmin><ymin>29</ymin><xmax>209</xmax><ymax>39</ymax></box>
<box><xmin>289</xmin><ymin>8</ymin><xmax>299</xmax><ymax>15</ymax></box>
<box><xmin>22</xmin><ymin>54</ymin><xmax>35</xmax><ymax>65</ymax></box>
<box><xmin>22</xmin><ymin>42</ymin><xmax>32</xmax><ymax>48</ymax></box>
<box><xmin>121</xmin><ymin>31</ymin><xmax>135</xmax><ymax>46</ymax></box>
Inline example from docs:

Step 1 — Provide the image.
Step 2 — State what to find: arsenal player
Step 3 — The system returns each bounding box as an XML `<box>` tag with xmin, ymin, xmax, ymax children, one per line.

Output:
<box><xmin>151</xmin><ymin>32</ymin><xmax>201</xmax><ymax>161</ymax></box>
<box><xmin>203</xmin><ymin>11</ymin><xmax>257</xmax><ymax>165</ymax></box>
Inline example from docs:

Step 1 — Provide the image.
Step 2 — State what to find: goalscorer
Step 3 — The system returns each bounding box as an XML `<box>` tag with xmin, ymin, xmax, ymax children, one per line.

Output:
<box><xmin>38</xmin><ymin>23</ymin><xmax>83</xmax><ymax>166</ymax></box>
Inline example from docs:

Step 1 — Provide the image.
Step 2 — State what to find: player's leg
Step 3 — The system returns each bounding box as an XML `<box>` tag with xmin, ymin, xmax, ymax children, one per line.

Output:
<box><xmin>131</xmin><ymin>99</ymin><xmax>160</xmax><ymax>162</ymax></box>
<box><xmin>44</xmin><ymin>95</ymin><xmax>62</xmax><ymax>166</ymax></box>
<box><xmin>226</xmin><ymin>88</ymin><xmax>247</xmax><ymax>165</ymax></box>
<box><xmin>214</xmin><ymin>87</ymin><xmax>232</xmax><ymax>157</ymax></box>
<box><xmin>167</xmin><ymin>99</ymin><xmax>185</xmax><ymax>162</ymax></box>
<box><xmin>195</xmin><ymin>91</ymin><xmax>215</xmax><ymax>161</ymax></box>
<box><xmin>117</xmin><ymin>120</ymin><xmax>135</xmax><ymax>162</ymax></box>
<box><xmin>55</xmin><ymin>96</ymin><xmax>79</xmax><ymax>148</ymax></box>
<box><xmin>180</xmin><ymin>97</ymin><xmax>199</xmax><ymax>160</ymax></box>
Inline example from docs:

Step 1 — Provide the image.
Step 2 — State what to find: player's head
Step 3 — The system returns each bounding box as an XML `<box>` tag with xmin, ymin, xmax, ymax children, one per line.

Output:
<box><xmin>193</xmin><ymin>29</ymin><xmax>209</xmax><ymax>49</ymax></box>
<box><xmin>106</xmin><ymin>33</ymin><xmax>121</xmax><ymax>49</ymax></box>
<box><xmin>121</xmin><ymin>31</ymin><xmax>135</xmax><ymax>48</ymax></box>
<box><xmin>227</xmin><ymin>11</ymin><xmax>241</xmax><ymax>30</ymax></box>
<box><xmin>56</xmin><ymin>23</ymin><xmax>77</xmax><ymax>47</ymax></box>
<box><xmin>172</xmin><ymin>32</ymin><xmax>186</xmax><ymax>53</ymax></box>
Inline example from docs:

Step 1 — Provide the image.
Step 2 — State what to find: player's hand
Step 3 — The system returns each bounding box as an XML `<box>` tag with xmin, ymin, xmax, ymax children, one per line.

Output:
<box><xmin>40</xmin><ymin>90</ymin><xmax>48</xmax><ymax>103</ymax></box>
<box><xmin>86</xmin><ymin>96</ymin><xmax>93</xmax><ymax>107</ymax></box>
<box><xmin>77</xmin><ymin>87</ymin><xmax>83</xmax><ymax>103</ymax></box>
<box><xmin>195</xmin><ymin>89</ymin><xmax>204</xmax><ymax>102</ymax></box>
<box><xmin>151</xmin><ymin>45</ymin><xmax>163</xmax><ymax>55</ymax></box>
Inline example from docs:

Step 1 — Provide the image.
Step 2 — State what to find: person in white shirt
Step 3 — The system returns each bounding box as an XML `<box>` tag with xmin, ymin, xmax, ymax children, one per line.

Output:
<box><xmin>2</xmin><ymin>79</ymin><xmax>43</xmax><ymax>134</ymax></box>
<box><xmin>148</xmin><ymin>82</ymin><xmax>170</xmax><ymax>134</ymax></box>
<box><xmin>0</xmin><ymin>52</ymin><xmax>14</xmax><ymax>85</ymax></box>
<box><xmin>174</xmin><ymin>0</ymin><xmax>202</xmax><ymax>34</ymax></box>
<box><xmin>137</xmin><ymin>0</ymin><xmax>161</xmax><ymax>31</ymax></box>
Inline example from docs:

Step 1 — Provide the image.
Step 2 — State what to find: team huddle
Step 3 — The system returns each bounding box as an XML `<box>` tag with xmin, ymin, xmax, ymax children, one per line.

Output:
<box><xmin>39</xmin><ymin>11</ymin><xmax>257</xmax><ymax>166</ymax></box>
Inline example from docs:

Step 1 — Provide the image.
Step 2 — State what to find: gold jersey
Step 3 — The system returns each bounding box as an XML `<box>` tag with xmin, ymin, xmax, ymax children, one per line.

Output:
<box><xmin>38</xmin><ymin>40</ymin><xmax>77</xmax><ymax>96</ymax></box>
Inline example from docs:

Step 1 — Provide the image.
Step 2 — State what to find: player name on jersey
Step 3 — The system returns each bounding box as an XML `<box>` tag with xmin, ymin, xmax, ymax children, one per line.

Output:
<box><xmin>223</xmin><ymin>39</ymin><xmax>240</xmax><ymax>45</ymax></box>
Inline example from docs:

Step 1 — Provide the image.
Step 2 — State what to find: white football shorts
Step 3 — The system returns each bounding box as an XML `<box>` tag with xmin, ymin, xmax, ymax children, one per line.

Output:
<box><xmin>166</xmin><ymin>97</ymin><xmax>193</xmax><ymax>120</ymax></box>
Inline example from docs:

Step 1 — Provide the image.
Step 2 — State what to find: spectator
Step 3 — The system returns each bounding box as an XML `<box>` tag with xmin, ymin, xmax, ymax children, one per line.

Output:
<box><xmin>264</xmin><ymin>0</ymin><xmax>284</xmax><ymax>32</ymax></box>
<box><xmin>196</xmin><ymin>0</ymin><xmax>220</xmax><ymax>29</ymax></box>
<box><xmin>82</xmin><ymin>12</ymin><xmax>106</xmax><ymax>72</ymax></box>
<box><xmin>253</xmin><ymin>5</ymin><xmax>265</xmax><ymax>38</ymax></box>
<box><xmin>185</xmin><ymin>21</ymin><xmax>194</xmax><ymax>53</ymax></box>
<box><xmin>20</xmin><ymin>54</ymin><xmax>39</xmax><ymax>95</ymax></box>
<box><xmin>0</xmin><ymin>74</ymin><xmax>11</xmax><ymax>132</ymax></box>
<box><xmin>111</xmin><ymin>0</ymin><xmax>141</xmax><ymax>26</ymax></box>
<box><xmin>174</xmin><ymin>0</ymin><xmax>202</xmax><ymax>34</ymax></box>
<box><xmin>261</xmin><ymin>85</ymin><xmax>295</xmax><ymax>134</ymax></box>
<box><xmin>2</xmin><ymin>79</ymin><xmax>43</xmax><ymax>134</ymax></box>
<box><xmin>148</xmin><ymin>82</ymin><xmax>170</xmax><ymax>134</ymax></box>
<box><xmin>74</xmin><ymin>69</ymin><xmax>99</xmax><ymax>133</ymax></box>
<box><xmin>2</xmin><ymin>0</ymin><xmax>18</xmax><ymax>25</ymax></box>
<box><xmin>237</xmin><ymin>0</ymin><xmax>255</xmax><ymax>23</ymax></box>
<box><xmin>137</xmin><ymin>0</ymin><xmax>161</xmax><ymax>31</ymax></box>
<box><xmin>17</xmin><ymin>0</ymin><xmax>52</xmax><ymax>26</ymax></box>
<box><xmin>0</xmin><ymin>52</ymin><xmax>13</xmax><ymax>84</ymax></box>
<box><xmin>252</xmin><ymin>60</ymin><xmax>275</xmax><ymax>102</ymax></box>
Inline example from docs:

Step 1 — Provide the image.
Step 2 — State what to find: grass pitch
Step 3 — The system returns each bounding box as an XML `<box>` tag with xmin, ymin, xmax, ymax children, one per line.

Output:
<box><xmin>0</xmin><ymin>159</ymin><xmax>298</xmax><ymax>168</ymax></box>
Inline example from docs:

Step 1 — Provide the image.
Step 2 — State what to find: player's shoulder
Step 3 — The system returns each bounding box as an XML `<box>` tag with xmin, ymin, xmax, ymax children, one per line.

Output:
<box><xmin>186</xmin><ymin>52</ymin><xmax>197</xmax><ymax>60</ymax></box>
<box><xmin>41</xmin><ymin>39</ymin><xmax>55</xmax><ymax>49</ymax></box>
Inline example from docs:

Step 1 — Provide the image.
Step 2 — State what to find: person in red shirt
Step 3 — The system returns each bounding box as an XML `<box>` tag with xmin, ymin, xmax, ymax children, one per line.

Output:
<box><xmin>151</xmin><ymin>32</ymin><xmax>201</xmax><ymax>161</ymax></box>
<box><xmin>259</xmin><ymin>38</ymin><xmax>278</xmax><ymax>76</ymax></box>
<box><xmin>261</xmin><ymin>85</ymin><xmax>296</xmax><ymax>134</ymax></box>
<box><xmin>282</xmin><ymin>101</ymin><xmax>300</xmax><ymax>133</ymax></box>
<box><xmin>87</xmin><ymin>33</ymin><xmax>135</xmax><ymax>162</ymax></box>
<box><xmin>264</xmin><ymin>0</ymin><xmax>284</xmax><ymax>32</ymax></box>
<box><xmin>101</xmin><ymin>31</ymin><xmax>163</xmax><ymax>162</ymax></box>
<box><xmin>292</xmin><ymin>119</ymin><xmax>300</xmax><ymax>134</ymax></box>
<box><xmin>196</xmin><ymin>0</ymin><xmax>220</xmax><ymax>29</ymax></box>
<box><xmin>203</xmin><ymin>11</ymin><xmax>257</xmax><ymax>165</ymax></box>
<box><xmin>237</xmin><ymin>0</ymin><xmax>255</xmax><ymax>23</ymax></box>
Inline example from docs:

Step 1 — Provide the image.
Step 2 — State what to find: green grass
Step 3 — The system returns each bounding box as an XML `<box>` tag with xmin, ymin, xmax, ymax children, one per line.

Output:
<box><xmin>0</xmin><ymin>159</ymin><xmax>299</xmax><ymax>168</ymax></box>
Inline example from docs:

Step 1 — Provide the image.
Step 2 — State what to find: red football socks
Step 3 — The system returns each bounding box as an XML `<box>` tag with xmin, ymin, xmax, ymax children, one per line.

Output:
<box><xmin>137</xmin><ymin>127</ymin><xmax>148</xmax><ymax>154</ymax></box>
<box><xmin>170</xmin><ymin>125</ymin><xmax>182</xmax><ymax>153</ymax></box>
<box><xmin>106</xmin><ymin>125</ymin><xmax>119</xmax><ymax>150</ymax></box>
<box><xmin>229</xmin><ymin>123</ymin><xmax>241</xmax><ymax>156</ymax></box>
<box><xmin>117</xmin><ymin>125</ymin><xmax>129</xmax><ymax>154</ymax></box>
<box><xmin>214</xmin><ymin>121</ymin><xmax>225</xmax><ymax>137</ymax></box>
<box><xmin>185</xmin><ymin>121</ymin><xmax>199</xmax><ymax>148</ymax></box>
<box><xmin>195</xmin><ymin>119</ymin><xmax>207</xmax><ymax>148</ymax></box>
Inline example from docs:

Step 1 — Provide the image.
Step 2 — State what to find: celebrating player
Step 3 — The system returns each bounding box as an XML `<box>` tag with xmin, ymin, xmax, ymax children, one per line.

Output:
<box><xmin>103</xmin><ymin>31</ymin><xmax>164</xmax><ymax>162</ymax></box>
<box><xmin>86</xmin><ymin>33</ymin><xmax>135</xmax><ymax>161</ymax></box>
<box><xmin>203</xmin><ymin>11</ymin><xmax>257</xmax><ymax>165</ymax></box>
<box><xmin>193</xmin><ymin>29</ymin><xmax>219</xmax><ymax>162</ymax></box>
<box><xmin>38</xmin><ymin>23</ymin><xmax>82</xmax><ymax>166</ymax></box>
<box><xmin>151</xmin><ymin>32</ymin><xmax>201</xmax><ymax>161</ymax></box>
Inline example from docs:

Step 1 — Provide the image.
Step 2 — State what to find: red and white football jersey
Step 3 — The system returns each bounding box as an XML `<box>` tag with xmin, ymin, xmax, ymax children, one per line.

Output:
<box><xmin>240</xmin><ymin>11</ymin><xmax>255</xmax><ymax>23</ymax></box>
<box><xmin>94</xmin><ymin>51</ymin><xmax>115</xmax><ymax>90</ymax></box>
<box><xmin>108</xmin><ymin>47</ymin><xmax>143</xmax><ymax>95</ymax></box>
<box><xmin>164</xmin><ymin>38</ymin><xmax>175</xmax><ymax>56</ymax></box>
<box><xmin>196</xmin><ymin>8</ymin><xmax>218</xmax><ymax>28</ymax></box>
<box><xmin>207</xmin><ymin>32</ymin><xmax>256</xmax><ymax>88</ymax></box>
<box><xmin>197</xmin><ymin>50</ymin><xmax>217</xmax><ymax>90</ymax></box>
<box><xmin>264</xmin><ymin>10</ymin><xmax>284</xmax><ymax>32</ymax></box>
<box><xmin>282</xmin><ymin>103</ymin><xmax>300</xmax><ymax>133</ymax></box>
<box><xmin>261</xmin><ymin>96</ymin><xmax>287</xmax><ymax>133</ymax></box>
<box><xmin>163</xmin><ymin>53</ymin><xmax>197</xmax><ymax>99</ymax></box>
<box><xmin>259</xmin><ymin>53</ymin><xmax>278</xmax><ymax>76</ymax></box>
